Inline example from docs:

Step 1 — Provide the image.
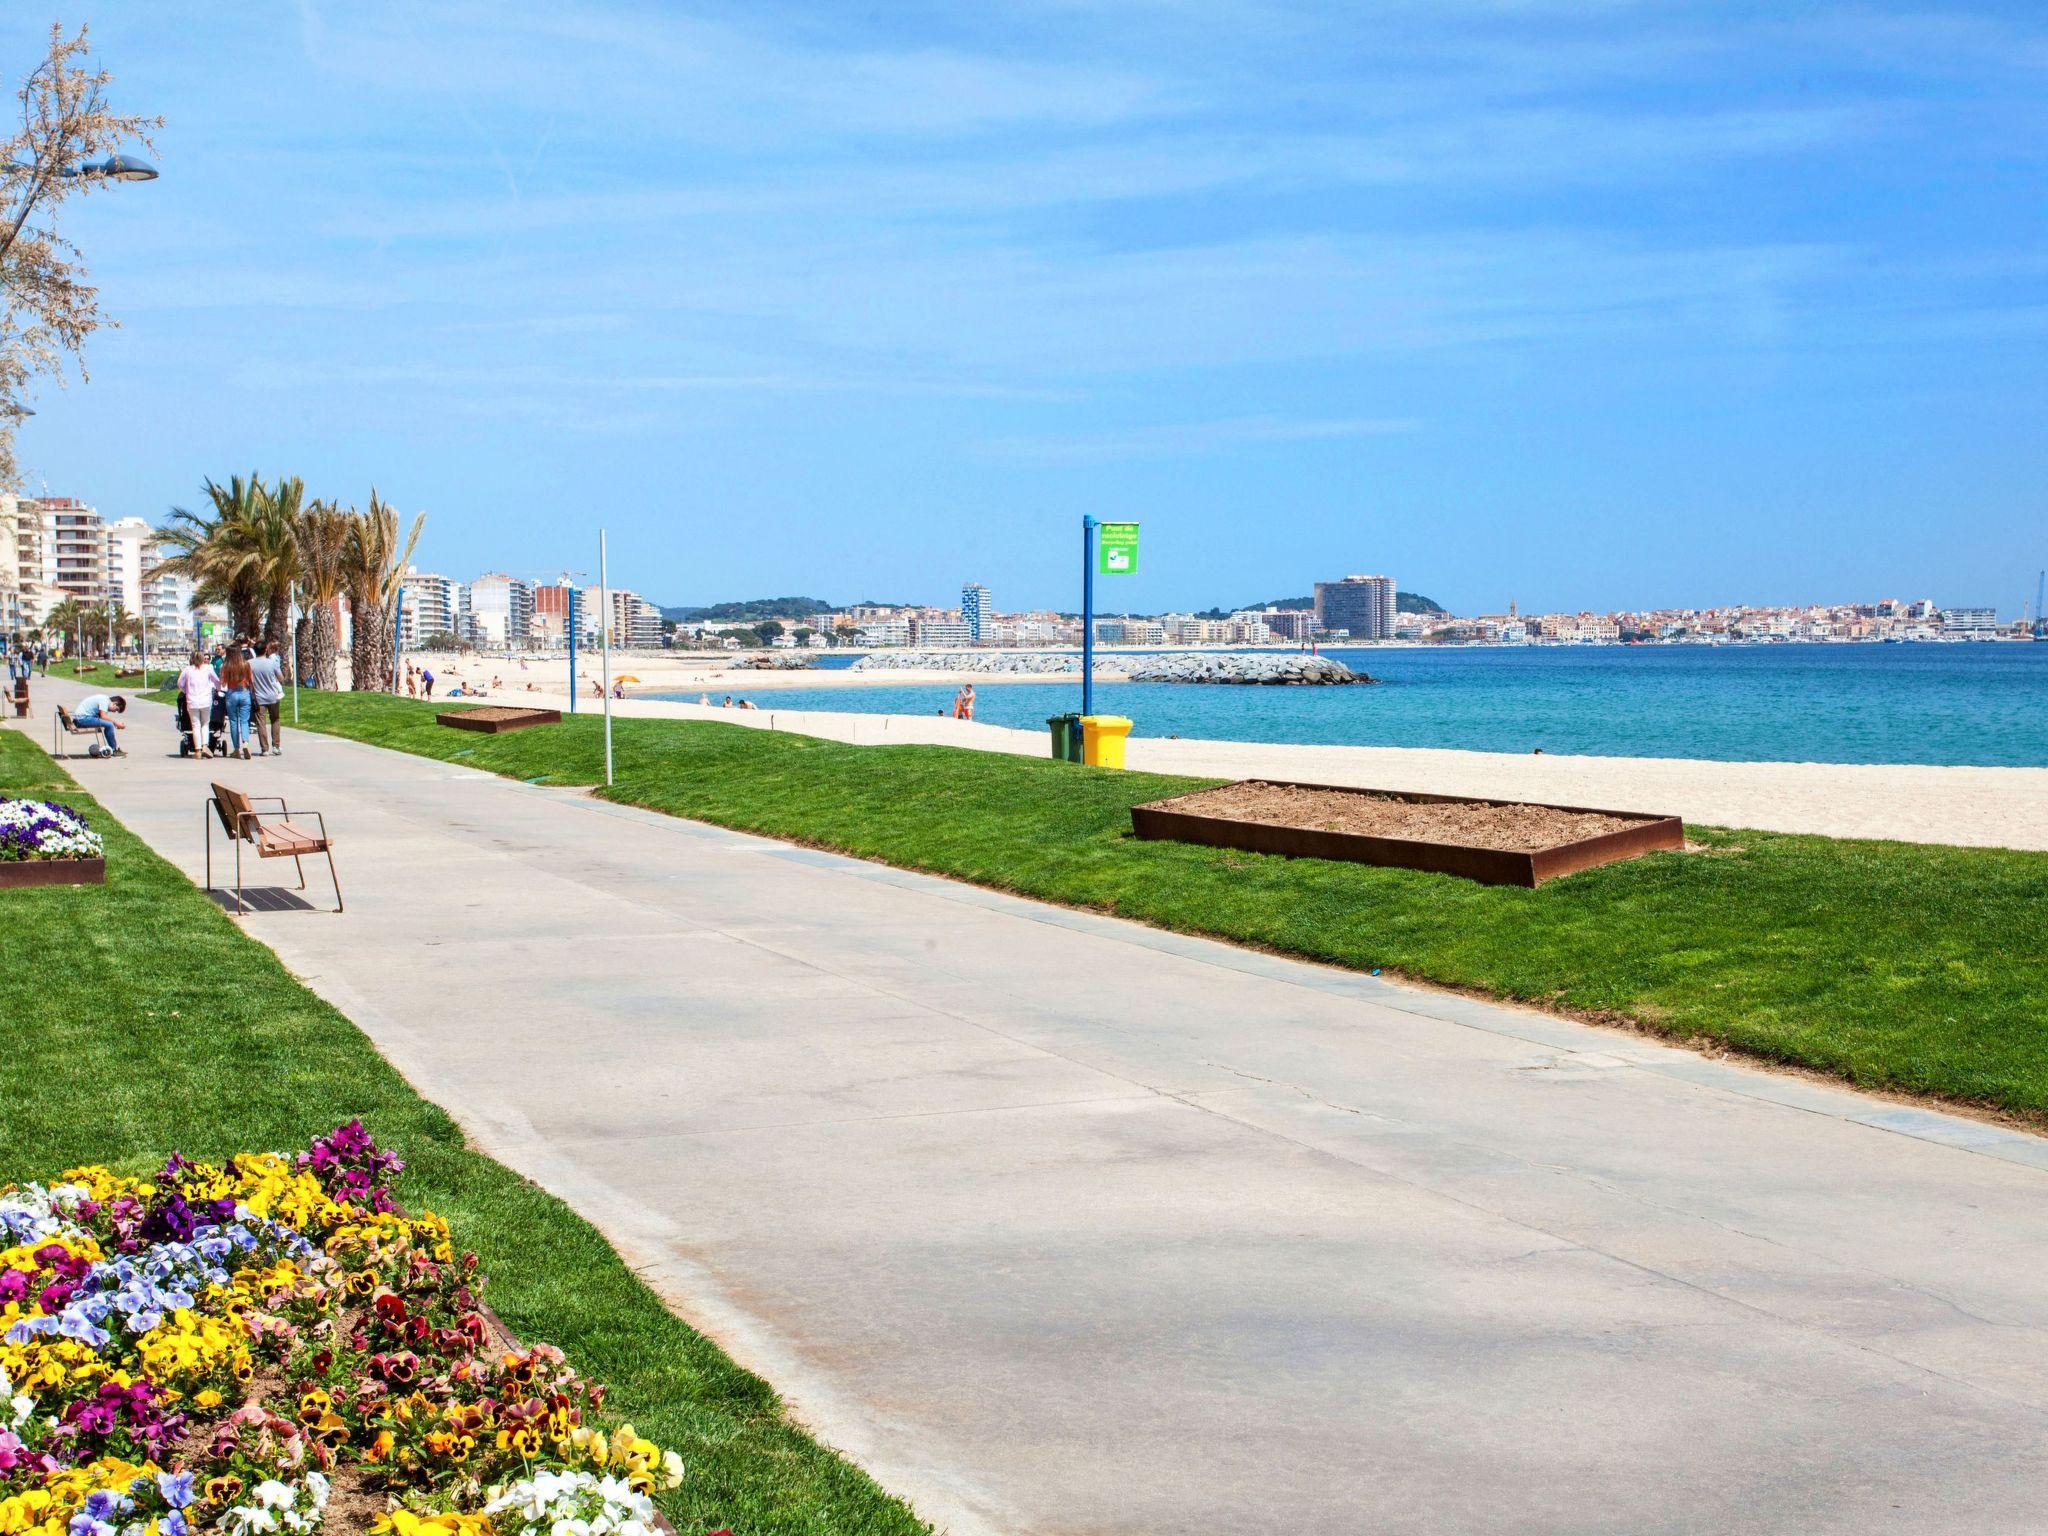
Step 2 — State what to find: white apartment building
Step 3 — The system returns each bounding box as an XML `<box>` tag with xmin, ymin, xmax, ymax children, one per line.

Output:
<box><xmin>989</xmin><ymin>618</ymin><xmax>1076</xmax><ymax>647</ymax></box>
<box><xmin>914</xmin><ymin>618</ymin><xmax>972</xmax><ymax>647</ymax></box>
<box><xmin>1940</xmin><ymin>606</ymin><xmax>1999</xmax><ymax>637</ymax></box>
<box><xmin>467</xmin><ymin>573</ymin><xmax>535</xmax><ymax>648</ymax></box>
<box><xmin>397</xmin><ymin>569</ymin><xmax>465</xmax><ymax>646</ymax></box>
<box><xmin>606</xmin><ymin>589</ymin><xmax>663</xmax><ymax>648</ymax></box>
<box><xmin>3</xmin><ymin>494</ymin><xmax>106</xmax><ymax>625</ymax></box>
<box><xmin>1095</xmin><ymin>618</ymin><xmax>1166</xmax><ymax>645</ymax></box>
<box><xmin>140</xmin><ymin>536</ymin><xmax>202</xmax><ymax>645</ymax></box>
<box><xmin>103</xmin><ymin>517</ymin><xmax>153</xmax><ymax>616</ymax></box>
<box><xmin>858</xmin><ymin>620</ymin><xmax>913</xmax><ymax>646</ymax></box>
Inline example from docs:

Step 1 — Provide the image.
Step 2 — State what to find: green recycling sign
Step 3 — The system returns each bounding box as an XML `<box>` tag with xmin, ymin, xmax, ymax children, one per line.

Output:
<box><xmin>1098</xmin><ymin>522</ymin><xmax>1140</xmax><ymax>576</ymax></box>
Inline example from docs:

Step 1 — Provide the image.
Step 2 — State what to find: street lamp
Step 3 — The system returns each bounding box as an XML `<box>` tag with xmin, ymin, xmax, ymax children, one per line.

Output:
<box><xmin>60</xmin><ymin>153</ymin><xmax>157</xmax><ymax>183</ymax></box>
<box><xmin>2</xmin><ymin>150</ymin><xmax>160</xmax><ymax>258</ymax></box>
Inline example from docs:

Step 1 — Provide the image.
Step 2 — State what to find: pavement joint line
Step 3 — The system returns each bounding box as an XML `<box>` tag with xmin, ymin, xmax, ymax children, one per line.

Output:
<box><xmin>1153</xmin><ymin>1083</ymin><xmax>2048</xmax><ymax>1416</ymax></box>
<box><xmin>47</xmin><ymin>693</ymin><xmax>2048</xmax><ymax>1174</ymax></box>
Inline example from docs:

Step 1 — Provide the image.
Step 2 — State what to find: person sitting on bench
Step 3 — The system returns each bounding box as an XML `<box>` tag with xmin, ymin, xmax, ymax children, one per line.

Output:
<box><xmin>72</xmin><ymin>693</ymin><xmax>128</xmax><ymax>755</ymax></box>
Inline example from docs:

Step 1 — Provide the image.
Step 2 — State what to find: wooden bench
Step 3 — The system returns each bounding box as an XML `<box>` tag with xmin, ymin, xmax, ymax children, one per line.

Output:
<box><xmin>53</xmin><ymin>705</ymin><xmax>112</xmax><ymax>759</ymax></box>
<box><xmin>204</xmin><ymin>781</ymin><xmax>343</xmax><ymax>915</ymax></box>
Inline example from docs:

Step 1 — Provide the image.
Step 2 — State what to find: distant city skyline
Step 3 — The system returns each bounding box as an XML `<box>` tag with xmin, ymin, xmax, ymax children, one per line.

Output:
<box><xmin>8</xmin><ymin>5</ymin><xmax>2048</xmax><ymax>615</ymax></box>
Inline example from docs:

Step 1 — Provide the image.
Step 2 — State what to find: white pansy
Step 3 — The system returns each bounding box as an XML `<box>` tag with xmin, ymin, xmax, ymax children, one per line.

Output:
<box><xmin>0</xmin><ymin>799</ymin><xmax>103</xmax><ymax>861</ymax></box>
<box><xmin>485</xmin><ymin>1468</ymin><xmax>661</xmax><ymax>1536</ymax></box>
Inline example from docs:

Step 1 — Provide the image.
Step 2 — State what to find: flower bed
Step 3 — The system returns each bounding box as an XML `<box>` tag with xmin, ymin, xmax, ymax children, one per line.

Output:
<box><xmin>0</xmin><ymin>1123</ymin><xmax>687</xmax><ymax>1536</ymax></box>
<box><xmin>0</xmin><ymin>800</ymin><xmax>105</xmax><ymax>888</ymax></box>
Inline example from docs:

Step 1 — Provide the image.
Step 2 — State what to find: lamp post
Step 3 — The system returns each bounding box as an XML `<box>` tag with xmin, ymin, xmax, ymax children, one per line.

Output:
<box><xmin>1</xmin><ymin>151</ymin><xmax>158</xmax><ymax>260</ymax></box>
<box><xmin>598</xmin><ymin>531</ymin><xmax>613</xmax><ymax>787</ymax></box>
<box><xmin>1081</xmin><ymin>515</ymin><xmax>1097</xmax><ymax>719</ymax></box>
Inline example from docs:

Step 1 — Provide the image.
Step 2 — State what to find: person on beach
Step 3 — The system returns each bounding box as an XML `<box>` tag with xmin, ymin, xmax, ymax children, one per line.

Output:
<box><xmin>251</xmin><ymin>640</ymin><xmax>285</xmax><ymax>756</ymax></box>
<box><xmin>71</xmin><ymin>693</ymin><xmax>127</xmax><ymax>756</ymax></box>
<box><xmin>422</xmin><ymin>666</ymin><xmax>435</xmax><ymax>699</ymax></box>
<box><xmin>404</xmin><ymin>662</ymin><xmax>418</xmax><ymax>698</ymax></box>
<box><xmin>697</xmin><ymin>693</ymin><xmax>709</xmax><ymax>705</ymax></box>
<box><xmin>177</xmin><ymin>650</ymin><xmax>219</xmax><ymax>758</ymax></box>
<box><xmin>721</xmin><ymin>695</ymin><xmax>732</xmax><ymax>707</ymax></box>
<box><xmin>220</xmin><ymin>644</ymin><xmax>255</xmax><ymax>760</ymax></box>
<box><xmin>957</xmin><ymin>683</ymin><xmax>976</xmax><ymax>721</ymax></box>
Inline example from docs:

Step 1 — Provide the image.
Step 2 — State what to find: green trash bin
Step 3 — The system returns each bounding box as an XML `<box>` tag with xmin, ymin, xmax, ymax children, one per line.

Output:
<box><xmin>1046</xmin><ymin>713</ymin><xmax>1084</xmax><ymax>762</ymax></box>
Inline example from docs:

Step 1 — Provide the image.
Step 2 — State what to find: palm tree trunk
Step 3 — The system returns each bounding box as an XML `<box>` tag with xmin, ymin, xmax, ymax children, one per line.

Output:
<box><xmin>303</xmin><ymin>602</ymin><xmax>339</xmax><ymax>691</ymax></box>
<box><xmin>229</xmin><ymin>582</ymin><xmax>260</xmax><ymax>642</ymax></box>
<box><xmin>349</xmin><ymin>587</ymin><xmax>388</xmax><ymax>692</ymax></box>
<box><xmin>264</xmin><ymin>590</ymin><xmax>293</xmax><ymax>679</ymax></box>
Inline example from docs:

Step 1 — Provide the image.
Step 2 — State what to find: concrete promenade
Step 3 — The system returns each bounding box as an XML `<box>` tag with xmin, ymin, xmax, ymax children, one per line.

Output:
<box><xmin>20</xmin><ymin>679</ymin><xmax>2048</xmax><ymax>1535</ymax></box>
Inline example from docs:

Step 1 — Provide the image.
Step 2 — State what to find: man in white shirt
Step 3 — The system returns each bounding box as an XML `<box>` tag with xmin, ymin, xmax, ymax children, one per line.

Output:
<box><xmin>72</xmin><ymin>693</ymin><xmax>127</xmax><ymax>756</ymax></box>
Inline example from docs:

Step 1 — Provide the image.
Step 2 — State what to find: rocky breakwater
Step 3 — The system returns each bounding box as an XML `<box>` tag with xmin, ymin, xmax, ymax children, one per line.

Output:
<box><xmin>853</xmin><ymin>650</ymin><xmax>1084</xmax><ymax>675</ymax></box>
<box><xmin>1126</xmin><ymin>653</ymin><xmax>1370</xmax><ymax>685</ymax></box>
<box><xmin>733</xmin><ymin>652</ymin><xmax>818</xmax><ymax>670</ymax></box>
<box><xmin>850</xmin><ymin>650</ymin><xmax>1371</xmax><ymax>684</ymax></box>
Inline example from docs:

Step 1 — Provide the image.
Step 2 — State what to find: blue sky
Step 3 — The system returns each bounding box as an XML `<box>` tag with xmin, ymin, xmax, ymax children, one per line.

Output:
<box><xmin>11</xmin><ymin>1</ymin><xmax>2048</xmax><ymax>614</ymax></box>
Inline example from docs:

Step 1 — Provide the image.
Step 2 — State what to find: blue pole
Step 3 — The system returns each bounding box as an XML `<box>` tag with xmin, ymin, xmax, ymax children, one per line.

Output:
<box><xmin>568</xmin><ymin>588</ymin><xmax>578</xmax><ymax>713</ymax></box>
<box><xmin>1081</xmin><ymin>515</ymin><xmax>1097</xmax><ymax>718</ymax></box>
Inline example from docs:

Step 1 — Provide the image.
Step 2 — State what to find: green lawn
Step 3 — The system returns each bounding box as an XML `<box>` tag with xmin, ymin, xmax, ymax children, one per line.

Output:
<box><xmin>246</xmin><ymin>687</ymin><xmax>2048</xmax><ymax>1124</ymax></box>
<box><xmin>0</xmin><ymin>725</ymin><xmax>932</xmax><ymax>1536</ymax></box>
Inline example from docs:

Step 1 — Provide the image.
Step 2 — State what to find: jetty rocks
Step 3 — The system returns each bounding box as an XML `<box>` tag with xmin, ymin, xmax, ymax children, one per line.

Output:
<box><xmin>733</xmin><ymin>652</ymin><xmax>817</xmax><ymax>670</ymax></box>
<box><xmin>849</xmin><ymin>650</ymin><xmax>1371</xmax><ymax>685</ymax></box>
<box><xmin>1126</xmin><ymin>653</ymin><xmax>1369</xmax><ymax>685</ymax></box>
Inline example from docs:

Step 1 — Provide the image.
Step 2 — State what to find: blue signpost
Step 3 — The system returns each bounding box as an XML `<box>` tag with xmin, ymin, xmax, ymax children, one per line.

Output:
<box><xmin>1081</xmin><ymin>517</ymin><xmax>1139</xmax><ymax>718</ymax></box>
<box><xmin>567</xmin><ymin>587</ymin><xmax>579</xmax><ymax>713</ymax></box>
<box><xmin>1081</xmin><ymin>515</ymin><xmax>1096</xmax><ymax>718</ymax></box>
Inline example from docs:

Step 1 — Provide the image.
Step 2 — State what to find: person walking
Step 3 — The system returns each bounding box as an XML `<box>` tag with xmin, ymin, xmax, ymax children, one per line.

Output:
<box><xmin>220</xmin><ymin>644</ymin><xmax>256</xmax><ymax>760</ymax></box>
<box><xmin>251</xmin><ymin>639</ymin><xmax>285</xmax><ymax>756</ymax></box>
<box><xmin>177</xmin><ymin>650</ymin><xmax>219</xmax><ymax>759</ymax></box>
<box><xmin>71</xmin><ymin>693</ymin><xmax>127</xmax><ymax>756</ymax></box>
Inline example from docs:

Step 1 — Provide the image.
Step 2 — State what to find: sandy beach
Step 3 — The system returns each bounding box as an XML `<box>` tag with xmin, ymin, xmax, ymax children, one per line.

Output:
<box><xmin>401</xmin><ymin>648</ymin><xmax>1128</xmax><ymax>695</ymax></box>
<box><xmin>392</xmin><ymin>653</ymin><xmax>2048</xmax><ymax>852</ymax></box>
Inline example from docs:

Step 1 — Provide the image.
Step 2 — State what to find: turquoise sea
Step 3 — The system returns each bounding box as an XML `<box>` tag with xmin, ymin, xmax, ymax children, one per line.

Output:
<box><xmin>656</xmin><ymin>645</ymin><xmax>2048</xmax><ymax>767</ymax></box>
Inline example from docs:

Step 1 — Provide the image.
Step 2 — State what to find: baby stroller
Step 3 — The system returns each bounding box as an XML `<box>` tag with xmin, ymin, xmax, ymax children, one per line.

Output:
<box><xmin>177</xmin><ymin>695</ymin><xmax>230</xmax><ymax>758</ymax></box>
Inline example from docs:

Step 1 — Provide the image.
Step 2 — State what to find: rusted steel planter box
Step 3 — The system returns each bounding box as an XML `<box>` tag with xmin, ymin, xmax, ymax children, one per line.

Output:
<box><xmin>1131</xmin><ymin>781</ymin><xmax>1683</xmax><ymax>887</ymax></box>
<box><xmin>0</xmin><ymin>857</ymin><xmax>105</xmax><ymax>889</ymax></box>
<box><xmin>436</xmin><ymin>706</ymin><xmax>562</xmax><ymax>734</ymax></box>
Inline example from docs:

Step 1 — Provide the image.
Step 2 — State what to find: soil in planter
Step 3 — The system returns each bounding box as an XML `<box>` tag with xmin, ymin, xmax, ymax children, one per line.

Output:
<box><xmin>441</xmin><ymin>707</ymin><xmax>555</xmax><ymax>724</ymax></box>
<box><xmin>1164</xmin><ymin>783</ymin><xmax>1649</xmax><ymax>853</ymax></box>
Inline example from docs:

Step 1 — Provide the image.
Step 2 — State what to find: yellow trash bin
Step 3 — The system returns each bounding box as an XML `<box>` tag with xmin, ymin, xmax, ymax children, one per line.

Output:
<box><xmin>1079</xmin><ymin>714</ymin><xmax>1132</xmax><ymax>769</ymax></box>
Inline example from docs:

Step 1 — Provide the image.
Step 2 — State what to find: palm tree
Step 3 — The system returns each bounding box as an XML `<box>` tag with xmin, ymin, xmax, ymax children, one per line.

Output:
<box><xmin>247</xmin><ymin>476</ymin><xmax>305</xmax><ymax>660</ymax></box>
<box><xmin>43</xmin><ymin>597</ymin><xmax>82</xmax><ymax>656</ymax></box>
<box><xmin>293</xmin><ymin>499</ymin><xmax>352</xmax><ymax>689</ymax></box>
<box><xmin>343</xmin><ymin>491</ymin><xmax>424</xmax><ymax>692</ymax></box>
<box><xmin>154</xmin><ymin>473</ymin><xmax>267</xmax><ymax>638</ymax></box>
